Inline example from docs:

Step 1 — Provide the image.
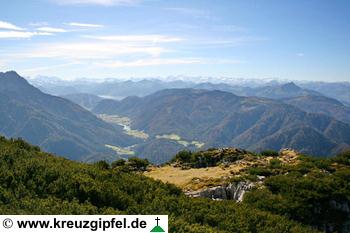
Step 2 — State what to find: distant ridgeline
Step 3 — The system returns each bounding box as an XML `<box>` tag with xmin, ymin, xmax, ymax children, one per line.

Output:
<box><xmin>1</xmin><ymin>71</ymin><xmax>350</xmax><ymax>164</ymax></box>
<box><xmin>0</xmin><ymin>71</ymin><xmax>140</xmax><ymax>162</ymax></box>
<box><xmin>1</xmin><ymin>137</ymin><xmax>349</xmax><ymax>232</ymax></box>
<box><xmin>93</xmin><ymin>88</ymin><xmax>350</xmax><ymax>163</ymax></box>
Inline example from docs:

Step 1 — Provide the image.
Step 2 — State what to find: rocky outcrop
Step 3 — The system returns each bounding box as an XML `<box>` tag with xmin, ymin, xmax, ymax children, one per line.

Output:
<box><xmin>186</xmin><ymin>181</ymin><xmax>255</xmax><ymax>202</ymax></box>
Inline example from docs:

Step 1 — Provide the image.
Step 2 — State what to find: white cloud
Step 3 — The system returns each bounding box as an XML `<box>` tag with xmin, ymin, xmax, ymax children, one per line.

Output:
<box><xmin>84</xmin><ymin>34</ymin><xmax>183</xmax><ymax>43</ymax></box>
<box><xmin>66</xmin><ymin>22</ymin><xmax>104</xmax><ymax>28</ymax></box>
<box><xmin>51</xmin><ymin>0</ymin><xmax>141</xmax><ymax>6</ymax></box>
<box><xmin>4</xmin><ymin>32</ymin><xmax>183</xmax><ymax>60</ymax></box>
<box><xmin>0</xmin><ymin>31</ymin><xmax>53</xmax><ymax>39</ymax></box>
<box><xmin>95</xmin><ymin>58</ymin><xmax>242</xmax><ymax>68</ymax></box>
<box><xmin>22</xmin><ymin>62</ymin><xmax>80</xmax><ymax>73</ymax></box>
<box><xmin>0</xmin><ymin>21</ymin><xmax>24</xmax><ymax>31</ymax></box>
<box><xmin>95</xmin><ymin>58</ymin><xmax>201</xmax><ymax>68</ymax></box>
<box><xmin>37</xmin><ymin>27</ymin><xmax>68</xmax><ymax>33</ymax></box>
<box><xmin>8</xmin><ymin>41</ymin><xmax>165</xmax><ymax>59</ymax></box>
<box><xmin>297</xmin><ymin>53</ymin><xmax>304</xmax><ymax>57</ymax></box>
<box><xmin>0</xmin><ymin>22</ymin><xmax>57</xmax><ymax>39</ymax></box>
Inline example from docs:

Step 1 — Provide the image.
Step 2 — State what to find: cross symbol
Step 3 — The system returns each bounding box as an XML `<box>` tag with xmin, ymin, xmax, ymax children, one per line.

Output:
<box><xmin>155</xmin><ymin>217</ymin><xmax>160</xmax><ymax>226</ymax></box>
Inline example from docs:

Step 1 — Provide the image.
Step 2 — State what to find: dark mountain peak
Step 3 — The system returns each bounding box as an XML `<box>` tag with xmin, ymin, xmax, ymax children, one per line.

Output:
<box><xmin>0</xmin><ymin>70</ymin><xmax>36</xmax><ymax>94</ymax></box>
<box><xmin>1</xmin><ymin>70</ymin><xmax>20</xmax><ymax>76</ymax></box>
<box><xmin>1</xmin><ymin>70</ymin><xmax>21</xmax><ymax>76</ymax></box>
<box><xmin>254</xmin><ymin>82</ymin><xmax>322</xmax><ymax>100</ymax></box>
<box><xmin>0</xmin><ymin>70</ymin><xmax>26</xmax><ymax>82</ymax></box>
<box><xmin>280</xmin><ymin>82</ymin><xmax>301</xmax><ymax>92</ymax></box>
<box><xmin>0</xmin><ymin>71</ymin><xmax>138</xmax><ymax>161</ymax></box>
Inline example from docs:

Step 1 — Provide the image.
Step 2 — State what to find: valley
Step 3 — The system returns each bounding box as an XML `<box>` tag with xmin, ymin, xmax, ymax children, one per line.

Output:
<box><xmin>92</xmin><ymin>88</ymin><xmax>350</xmax><ymax>162</ymax></box>
<box><xmin>1</xmin><ymin>1</ymin><xmax>349</xmax><ymax>232</ymax></box>
<box><xmin>98</xmin><ymin>114</ymin><xmax>205</xmax><ymax>159</ymax></box>
<box><xmin>98</xmin><ymin>114</ymin><xmax>149</xmax><ymax>140</ymax></box>
<box><xmin>1</xmin><ymin>71</ymin><xmax>350</xmax><ymax>232</ymax></box>
<box><xmin>0</xmin><ymin>71</ymin><xmax>140</xmax><ymax>162</ymax></box>
<box><xmin>2</xmin><ymin>71</ymin><xmax>350</xmax><ymax>165</ymax></box>
<box><xmin>105</xmin><ymin>144</ymin><xmax>135</xmax><ymax>156</ymax></box>
<box><xmin>155</xmin><ymin>134</ymin><xmax>204</xmax><ymax>148</ymax></box>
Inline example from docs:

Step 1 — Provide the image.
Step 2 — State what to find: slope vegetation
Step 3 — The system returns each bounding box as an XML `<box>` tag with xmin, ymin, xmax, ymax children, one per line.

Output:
<box><xmin>147</xmin><ymin>148</ymin><xmax>350</xmax><ymax>232</ymax></box>
<box><xmin>284</xmin><ymin>95</ymin><xmax>350</xmax><ymax>124</ymax></box>
<box><xmin>0</xmin><ymin>137</ymin><xmax>317</xmax><ymax>233</ymax></box>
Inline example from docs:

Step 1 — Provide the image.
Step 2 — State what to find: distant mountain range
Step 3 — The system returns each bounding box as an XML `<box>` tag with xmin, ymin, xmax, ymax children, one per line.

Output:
<box><xmin>284</xmin><ymin>95</ymin><xmax>350</xmax><ymax>125</ymax></box>
<box><xmin>300</xmin><ymin>82</ymin><xmax>350</xmax><ymax>106</ymax></box>
<box><xmin>49</xmin><ymin>77</ymin><xmax>350</xmax><ymax>127</ymax></box>
<box><xmin>0</xmin><ymin>71</ymin><xmax>139</xmax><ymax>162</ymax></box>
<box><xmin>3</xmin><ymin>71</ymin><xmax>350</xmax><ymax>164</ymax></box>
<box><xmin>250</xmin><ymin>82</ymin><xmax>322</xmax><ymax>99</ymax></box>
<box><xmin>31</xmin><ymin>75</ymin><xmax>350</xmax><ymax>105</ymax></box>
<box><xmin>93</xmin><ymin>88</ymin><xmax>350</xmax><ymax>162</ymax></box>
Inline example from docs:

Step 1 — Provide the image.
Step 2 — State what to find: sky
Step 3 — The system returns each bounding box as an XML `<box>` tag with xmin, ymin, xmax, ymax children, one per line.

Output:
<box><xmin>0</xmin><ymin>0</ymin><xmax>349</xmax><ymax>81</ymax></box>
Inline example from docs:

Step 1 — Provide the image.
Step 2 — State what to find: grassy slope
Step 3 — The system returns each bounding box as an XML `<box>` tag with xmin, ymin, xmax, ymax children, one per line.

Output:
<box><xmin>148</xmin><ymin>148</ymin><xmax>350</xmax><ymax>232</ymax></box>
<box><xmin>145</xmin><ymin>149</ymin><xmax>298</xmax><ymax>191</ymax></box>
<box><xmin>0</xmin><ymin>136</ymin><xmax>317</xmax><ymax>233</ymax></box>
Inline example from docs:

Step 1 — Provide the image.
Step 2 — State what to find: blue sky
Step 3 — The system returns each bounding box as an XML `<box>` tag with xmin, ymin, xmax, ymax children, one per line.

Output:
<box><xmin>0</xmin><ymin>0</ymin><xmax>349</xmax><ymax>81</ymax></box>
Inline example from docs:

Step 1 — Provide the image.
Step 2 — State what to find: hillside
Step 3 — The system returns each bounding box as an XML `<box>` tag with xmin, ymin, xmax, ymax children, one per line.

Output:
<box><xmin>284</xmin><ymin>95</ymin><xmax>350</xmax><ymax>124</ymax></box>
<box><xmin>146</xmin><ymin>148</ymin><xmax>350</xmax><ymax>232</ymax></box>
<box><xmin>93</xmin><ymin>88</ymin><xmax>350</xmax><ymax>162</ymax></box>
<box><xmin>0</xmin><ymin>136</ymin><xmax>318</xmax><ymax>233</ymax></box>
<box><xmin>0</xmin><ymin>71</ymin><xmax>139</xmax><ymax>162</ymax></box>
<box><xmin>300</xmin><ymin>82</ymin><xmax>350</xmax><ymax>106</ymax></box>
<box><xmin>251</xmin><ymin>82</ymin><xmax>322</xmax><ymax>99</ymax></box>
<box><xmin>61</xmin><ymin>93</ymin><xmax>103</xmax><ymax>110</ymax></box>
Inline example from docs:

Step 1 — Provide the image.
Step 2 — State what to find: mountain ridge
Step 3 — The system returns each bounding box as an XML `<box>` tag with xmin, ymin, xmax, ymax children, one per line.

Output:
<box><xmin>93</xmin><ymin>88</ymin><xmax>350</xmax><ymax>161</ymax></box>
<box><xmin>284</xmin><ymin>95</ymin><xmax>350</xmax><ymax>124</ymax></box>
<box><xmin>0</xmin><ymin>71</ymin><xmax>139</xmax><ymax>161</ymax></box>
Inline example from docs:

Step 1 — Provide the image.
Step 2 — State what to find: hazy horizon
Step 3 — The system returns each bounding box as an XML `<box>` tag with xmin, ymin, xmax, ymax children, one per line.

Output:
<box><xmin>16</xmin><ymin>72</ymin><xmax>350</xmax><ymax>84</ymax></box>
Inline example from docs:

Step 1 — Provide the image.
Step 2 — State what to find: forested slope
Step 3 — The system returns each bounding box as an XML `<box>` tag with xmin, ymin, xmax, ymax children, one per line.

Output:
<box><xmin>0</xmin><ymin>136</ymin><xmax>317</xmax><ymax>233</ymax></box>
